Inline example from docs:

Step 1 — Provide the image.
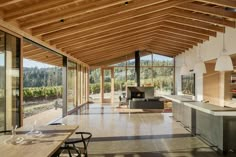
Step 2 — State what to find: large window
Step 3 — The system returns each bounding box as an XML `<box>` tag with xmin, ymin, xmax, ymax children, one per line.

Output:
<box><xmin>89</xmin><ymin>68</ymin><xmax>101</xmax><ymax>102</ymax></box>
<box><xmin>109</xmin><ymin>53</ymin><xmax>174</xmax><ymax>99</ymax></box>
<box><xmin>67</xmin><ymin>61</ymin><xmax>77</xmax><ymax>112</ymax></box>
<box><xmin>0</xmin><ymin>31</ymin><xmax>21</xmax><ymax>131</ymax></box>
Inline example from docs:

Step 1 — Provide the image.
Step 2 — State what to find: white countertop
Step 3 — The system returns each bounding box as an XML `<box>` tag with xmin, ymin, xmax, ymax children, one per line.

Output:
<box><xmin>163</xmin><ymin>95</ymin><xmax>236</xmax><ymax>116</ymax></box>
<box><xmin>162</xmin><ymin>95</ymin><xmax>195</xmax><ymax>103</ymax></box>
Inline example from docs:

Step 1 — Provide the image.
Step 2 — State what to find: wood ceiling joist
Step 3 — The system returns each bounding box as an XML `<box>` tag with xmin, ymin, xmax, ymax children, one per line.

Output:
<box><xmin>171</xmin><ymin>9</ymin><xmax>236</xmax><ymax>28</ymax></box>
<box><xmin>55</xmin><ymin>18</ymin><xmax>166</xmax><ymax>49</ymax></box>
<box><xmin>50</xmin><ymin>16</ymin><xmax>166</xmax><ymax>45</ymax></box>
<box><xmin>23</xmin><ymin>45</ymin><xmax>38</xmax><ymax>52</ymax></box>
<box><xmin>196</xmin><ymin>0</ymin><xmax>236</xmax><ymax>8</ymax></box>
<box><xmin>24</xmin><ymin>50</ymin><xmax>53</xmax><ymax>58</ymax></box>
<box><xmin>177</xmin><ymin>3</ymin><xmax>236</xmax><ymax>19</ymax></box>
<box><xmin>81</xmin><ymin>47</ymin><xmax>144</xmax><ymax>63</ymax></box>
<box><xmin>150</xmin><ymin>39</ymin><xmax>192</xmax><ymax>50</ymax></box>
<box><xmin>166</xmin><ymin>16</ymin><xmax>225</xmax><ymax>33</ymax></box>
<box><xmin>85</xmin><ymin>46</ymin><xmax>176</xmax><ymax>65</ymax></box>
<box><xmin>80</xmin><ymin>44</ymin><xmax>178</xmax><ymax>63</ymax></box>
<box><xmin>0</xmin><ymin>0</ymin><xmax>23</xmax><ymax>7</ymax></box>
<box><xmin>149</xmin><ymin>42</ymin><xmax>188</xmax><ymax>52</ymax></box>
<box><xmin>32</xmin><ymin>2</ymin><xmax>173</xmax><ymax>36</ymax></box>
<box><xmin>157</xmin><ymin>26</ymin><xmax>209</xmax><ymax>40</ymax></box>
<box><xmin>40</xmin><ymin>0</ymin><xmax>193</xmax><ymax>41</ymax></box>
<box><xmin>161</xmin><ymin>21</ymin><xmax>217</xmax><ymax>37</ymax></box>
<box><xmin>62</xmin><ymin>33</ymin><xmax>153</xmax><ymax>54</ymax></box>
<box><xmin>70</xmin><ymin>37</ymin><xmax>152</xmax><ymax>57</ymax></box>
<box><xmin>30</xmin><ymin>55</ymin><xmax>62</xmax><ymax>63</ymax></box>
<box><xmin>73</xmin><ymin>41</ymin><xmax>149</xmax><ymax>59</ymax></box>
<box><xmin>20</xmin><ymin>0</ymin><xmax>137</xmax><ymax>29</ymax></box>
<box><xmin>156</xmin><ymin>30</ymin><xmax>203</xmax><ymax>43</ymax></box>
<box><xmin>4</xmin><ymin>0</ymin><xmax>79</xmax><ymax>21</ymax></box>
<box><xmin>146</xmin><ymin>44</ymin><xmax>182</xmax><ymax>54</ymax></box>
<box><xmin>153</xmin><ymin>35</ymin><xmax>196</xmax><ymax>47</ymax></box>
<box><xmin>23</xmin><ymin>48</ymin><xmax>45</xmax><ymax>56</ymax></box>
<box><xmin>146</xmin><ymin>47</ymin><xmax>179</xmax><ymax>56</ymax></box>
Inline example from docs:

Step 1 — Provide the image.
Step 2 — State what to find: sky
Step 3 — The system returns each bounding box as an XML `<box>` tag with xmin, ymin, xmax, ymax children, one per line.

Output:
<box><xmin>23</xmin><ymin>59</ymin><xmax>54</xmax><ymax>68</ymax></box>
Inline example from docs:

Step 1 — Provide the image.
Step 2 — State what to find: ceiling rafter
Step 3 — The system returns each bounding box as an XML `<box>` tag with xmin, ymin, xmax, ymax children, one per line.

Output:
<box><xmin>20</xmin><ymin>0</ymin><xmax>168</xmax><ymax>29</ymax></box>
<box><xmin>177</xmin><ymin>2</ymin><xmax>236</xmax><ymax>19</ymax></box>
<box><xmin>171</xmin><ymin>9</ymin><xmax>236</xmax><ymax>28</ymax></box>
<box><xmin>4</xmin><ymin>0</ymin><xmax>80</xmax><ymax>21</ymax></box>
<box><xmin>40</xmin><ymin>0</ymin><xmax>192</xmax><ymax>41</ymax></box>
<box><xmin>0</xmin><ymin>0</ymin><xmax>23</xmax><ymax>7</ymax></box>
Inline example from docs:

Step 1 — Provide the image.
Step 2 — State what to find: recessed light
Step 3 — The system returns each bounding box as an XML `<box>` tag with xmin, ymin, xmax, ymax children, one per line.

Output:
<box><xmin>225</xmin><ymin>7</ymin><xmax>236</xmax><ymax>12</ymax></box>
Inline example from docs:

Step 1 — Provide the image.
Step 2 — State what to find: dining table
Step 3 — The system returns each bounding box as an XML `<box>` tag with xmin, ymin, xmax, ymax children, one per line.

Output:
<box><xmin>0</xmin><ymin>125</ymin><xmax>79</xmax><ymax>157</ymax></box>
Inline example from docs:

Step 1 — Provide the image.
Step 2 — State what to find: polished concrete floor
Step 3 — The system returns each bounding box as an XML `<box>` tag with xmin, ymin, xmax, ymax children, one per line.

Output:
<box><xmin>57</xmin><ymin>103</ymin><xmax>232</xmax><ymax>157</ymax></box>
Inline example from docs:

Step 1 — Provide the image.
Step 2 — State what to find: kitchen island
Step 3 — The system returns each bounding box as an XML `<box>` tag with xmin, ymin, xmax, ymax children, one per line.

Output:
<box><xmin>162</xmin><ymin>95</ymin><xmax>236</xmax><ymax>153</ymax></box>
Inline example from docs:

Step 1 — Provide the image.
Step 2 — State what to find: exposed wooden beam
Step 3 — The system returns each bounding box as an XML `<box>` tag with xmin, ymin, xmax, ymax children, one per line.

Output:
<box><xmin>59</xmin><ymin>26</ymin><xmax>160</xmax><ymax>51</ymax></box>
<box><xmin>41</xmin><ymin>0</ymin><xmax>193</xmax><ymax>41</ymax></box>
<box><xmin>153</xmin><ymin>35</ymin><xmax>196</xmax><ymax>46</ymax></box>
<box><xmin>55</xmin><ymin>18</ymin><xmax>166</xmax><ymax>49</ymax></box>
<box><xmin>177</xmin><ymin>2</ymin><xmax>236</xmax><ymax>19</ymax></box>
<box><xmin>70</xmin><ymin>36</ymin><xmax>152</xmax><ymax>57</ymax></box>
<box><xmin>147</xmin><ymin>44</ymin><xmax>186</xmax><ymax>52</ymax></box>
<box><xmin>0</xmin><ymin>0</ymin><xmax>23</xmax><ymax>7</ymax></box>
<box><xmin>0</xmin><ymin>18</ymin><xmax>88</xmax><ymax>67</ymax></box>
<box><xmin>150</xmin><ymin>39</ymin><xmax>192</xmax><ymax>49</ymax></box>
<box><xmin>166</xmin><ymin>16</ymin><xmax>225</xmax><ymax>32</ymax></box>
<box><xmin>4</xmin><ymin>0</ymin><xmax>82</xmax><ymax>21</ymax></box>
<box><xmin>150</xmin><ymin>42</ymin><xmax>188</xmax><ymax>52</ymax></box>
<box><xmin>171</xmin><ymin>9</ymin><xmax>236</xmax><ymax>28</ymax></box>
<box><xmin>157</xmin><ymin>26</ymin><xmax>209</xmax><ymax>40</ymax></box>
<box><xmin>160</xmin><ymin>21</ymin><xmax>217</xmax><ymax>37</ymax></box>
<box><xmin>31</xmin><ymin>1</ymin><xmax>173</xmax><ymax>36</ymax></box>
<box><xmin>21</xmin><ymin>0</ymin><xmax>167</xmax><ymax>29</ymax></box>
<box><xmin>50</xmin><ymin>15</ymin><xmax>166</xmax><ymax>45</ymax></box>
<box><xmin>156</xmin><ymin>30</ymin><xmax>203</xmax><ymax>43</ymax></box>
<box><xmin>196</xmin><ymin>0</ymin><xmax>236</xmax><ymax>8</ymax></box>
<box><xmin>72</xmin><ymin>40</ymin><xmax>149</xmax><ymax>59</ymax></box>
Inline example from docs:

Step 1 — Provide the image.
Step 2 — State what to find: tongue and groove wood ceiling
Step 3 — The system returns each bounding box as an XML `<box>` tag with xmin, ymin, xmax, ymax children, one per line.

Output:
<box><xmin>0</xmin><ymin>0</ymin><xmax>236</xmax><ymax>66</ymax></box>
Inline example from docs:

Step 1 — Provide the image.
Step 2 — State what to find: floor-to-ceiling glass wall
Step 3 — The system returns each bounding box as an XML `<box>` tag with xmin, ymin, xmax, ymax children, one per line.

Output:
<box><xmin>89</xmin><ymin>68</ymin><xmax>101</xmax><ymax>102</ymax></box>
<box><xmin>67</xmin><ymin>61</ymin><xmax>77</xmax><ymax>112</ymax></box>
<box><xmin>0</xmin><ymin>31</ymin><xmax>6</xmax><ymax>131</ymax></box>
<box><xmin>153</xmin><ymin>54</ymin><xmax>174</xmax><ymax>95</ymax></box>
<box><xmin>114</xmin><ymin>67</ymin><xmax>126</xmax><ymax>102</ymax></box>
<box><xmin>23</xmin><ymin>40</ymin><xmax>63</xmax><ymax>126</ymax></box>
<box><xmin>0</xmin><ymin>30</ymin><xmax>21</xmax><ymax>130</ymax></box>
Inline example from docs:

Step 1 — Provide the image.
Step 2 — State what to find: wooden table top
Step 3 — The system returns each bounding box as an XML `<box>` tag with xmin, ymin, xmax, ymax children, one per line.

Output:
<box><xmin>0</xmin><ymin>125</ymin><xmax>79</xmax><ymax>157</ymax></box>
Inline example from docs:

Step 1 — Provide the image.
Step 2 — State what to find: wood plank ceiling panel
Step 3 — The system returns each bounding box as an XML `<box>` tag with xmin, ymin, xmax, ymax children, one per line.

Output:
<box><xmin>1</xmin><ymin>0</ymin><xmax>236</xmax><ymax>66</ymax></box>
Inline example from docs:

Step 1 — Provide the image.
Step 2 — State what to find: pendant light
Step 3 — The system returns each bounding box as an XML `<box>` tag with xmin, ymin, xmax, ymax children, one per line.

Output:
<box><xmin>215</xmin><ymin>27</ymin><xmax>233</xmax><ymax>71</ymax></box>
<box><xmin>194</xmin><ymin>45</ymin><xmax>206</xmax><ymax>74</ymax></box>
<box><xmin>180</xmin><ymin>53</ymin><xmax>189</xmax><ymax>75</ymax></box>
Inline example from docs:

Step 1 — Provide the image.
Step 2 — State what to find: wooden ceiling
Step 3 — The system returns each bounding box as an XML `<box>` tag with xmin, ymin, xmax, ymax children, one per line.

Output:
<box><xmin>1</xmin><ymin>0</ymin><xmax>236</xmax><ymax>66</ymax></box>
<box><xmin>23</xmin><ymin>40</ymin><xmax>63</xmax><ymax>67</ymax></box>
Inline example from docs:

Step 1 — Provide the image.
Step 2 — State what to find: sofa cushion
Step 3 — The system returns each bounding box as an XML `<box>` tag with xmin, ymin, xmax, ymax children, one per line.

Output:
<box><xmin>132</xmin><ymin>98</ymin><xmax>146</xmax><ymax>101</ymax></box>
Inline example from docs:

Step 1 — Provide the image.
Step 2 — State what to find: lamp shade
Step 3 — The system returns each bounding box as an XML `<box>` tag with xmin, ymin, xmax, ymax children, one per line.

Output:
<box><xmin>194</xmin><ymin>61</ymin><xmax>206</xmax><ymax>74</ymax></box>
<box><xmin>180</xmin><ymin>63</ymin><xmax>189</xmax><ymax>75</ymax></box>
<box><xmin>215</xmin><ymin>54</ymin><xmax>233</xmax><ymax>71</ymax></box>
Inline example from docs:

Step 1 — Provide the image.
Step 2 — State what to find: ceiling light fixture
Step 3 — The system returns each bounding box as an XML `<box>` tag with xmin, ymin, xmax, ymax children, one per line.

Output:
<box><xmin>215</xmin><ymin>29</ymin><xmax>233</xmax><ymax>71</ymax></box>
<box><xmin>194</xmin><ymin>45</ymin><xmax>206</xmax><ymax>74</ymax></box>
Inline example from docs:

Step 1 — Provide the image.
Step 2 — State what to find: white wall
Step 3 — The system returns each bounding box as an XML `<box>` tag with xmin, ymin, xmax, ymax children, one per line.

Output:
<box><xmin>175</xmin><ymin>27</ymin><xmax>236</xmax><ymax>102</ymax></box>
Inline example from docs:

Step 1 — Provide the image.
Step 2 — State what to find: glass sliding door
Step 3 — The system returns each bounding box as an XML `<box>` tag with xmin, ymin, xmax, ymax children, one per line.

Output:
<box><xmin>0</xmin><ymin>30</ymin><xmax>21</xmax><ymax>130</ymax></box>
<box><xmin>67</xmin><ymin>61</ymin><xmax>77</xmax><ymax>112</ymax></box>
<box><xmin>0</xmin><ymin>31</ymin><xmax>6</xmax><ymax>131</ymax></box>
<box><xmin>101</xmin><ymin>68</ymin><xmax>114</xmax><ymax>103</ymax></box>
<box><xmin>5</xmin><ymin>33</ymin><xmax>21</xmax><ymax>130</ymax></box>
